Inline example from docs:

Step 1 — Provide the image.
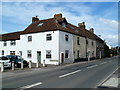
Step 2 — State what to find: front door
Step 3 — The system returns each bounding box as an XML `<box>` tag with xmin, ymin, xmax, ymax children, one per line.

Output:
<box><xmin>61</xmin><ymin>53</ymin><xmax>64</xmax><ymax>63</ymax></box>
<box><xmin>37</xmin><ymin>51</ymin><xmax>41</xmax><ymax>63</ymax></box>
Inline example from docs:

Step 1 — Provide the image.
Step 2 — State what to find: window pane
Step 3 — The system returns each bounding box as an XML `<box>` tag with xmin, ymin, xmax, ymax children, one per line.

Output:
<box><xmin>28</xmin><ymin>36</ymin><xmax>32</xmax><ymax>42</ymax></box>
<box><xmin>65</xmin><ymin>50</ymin><xmax>69</xmax><ymax>58</ymax></box>
<box><xmin>46</xmin><ymin>34</ymin><xmax>52</xmax><ymax>41</ymax></box>
<box><xmin>46</xmin><ymin>50</ymin><xmax>51</xmax><ymax>58</ymax></box>
<box><xmin>27</xmin><ymin>50</ymin><xmax>32</xmax><ymax>58</ymax></box>
<box><xmin>65</xmin><ymin>35</ymin><xmax>69</xmax><ymax>41</ymax></box>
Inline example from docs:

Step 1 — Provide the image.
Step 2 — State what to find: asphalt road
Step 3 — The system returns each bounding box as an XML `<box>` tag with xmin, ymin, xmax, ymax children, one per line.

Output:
<box><xmin>2</xmin><ymin>56</ymin><xmax>119</xmax><ymax>89</ymax></box>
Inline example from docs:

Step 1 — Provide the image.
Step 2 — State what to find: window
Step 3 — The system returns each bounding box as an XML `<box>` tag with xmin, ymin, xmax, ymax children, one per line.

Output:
<box><xmin>46</xmin><ymin>50</ymin><xmax>51</xmax><ymax>58</ymax></box>
<box><xmin>10</xmin><ymin>40</ymin><xmax>16</xmax><ymax>46</ymax></box>
<box><xmin>46</xmin><ymin>34</ymin><xmax>52</xmax><ymax>41</ymax></box>
<box><xmin>10</xmin><ymin>51</ymin><xmax>15</xmax><ymax>55</ymax></box>
<box><xmin>77</xmin><ymin>37</ymin><xmax>80</xmax><ymax>45</ymax></box>
<box><xmin>27</xmin><ymin>50</ymin><xmax>32</xmax><ymax>58</ymax></box>
<box><xmin>92</xmin><ymin>41</ymin><xmax>94</xmax><ymax>46</ymax></box>
<box><xmin>28</xmin><ymin>36</ymin><xmax>32</xmax><ymax>42</ymax></box>
<box><xmin>37</xmin><ymin>23</ymin><xmax>44</xmax><ymax>27</ymax></box>
<box><xmin>65</xmin><ymin>34</ymin><xmax>69</xmax><ymax>41</ymax></box>
<box><xmin>62</xmin><ymin>23</ymin><xmax>66</xmax><ymax>27</ymax></box>
<box><xmin>77</xmin><ymin>50</ymin><xmax>80</xmax><ymax>58</ymax></box>
<box><xmin>3</xmin><ymin>41</ymin><xmax>7</xmax><ymax>46</ymax></box>
<box><xmin>19</xmin><ymin>51</ymin><xmax>22</xmax><ymax>56</ymax></box>
<box><xmin>92</xmin><ymin>51</ymin><xmax>94</xmax><ymax>56</ymax></box>
<box><xmin>2</xmin><ymin>50</ymin><xmax>4</xmax><ymax>55</ymax></box>
<box><xmin>65</xmin><ymin>50</ymin><xmax>69</xmax><ymax>58</ymax></box>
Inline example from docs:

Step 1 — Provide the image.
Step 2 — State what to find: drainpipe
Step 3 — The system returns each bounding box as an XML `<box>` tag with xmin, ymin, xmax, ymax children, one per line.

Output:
<box><xmin>85</xmin><ymin>38</ymin><xmax>87</xmax><ymax>58</ymax></box>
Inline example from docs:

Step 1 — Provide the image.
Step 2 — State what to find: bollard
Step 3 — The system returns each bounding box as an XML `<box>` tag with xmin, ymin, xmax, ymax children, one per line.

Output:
<box><xmin>88</xmin><ymin>57</ymin><xmax>90</xmax><ymax>62</ymax></box>
<box><xmin>1</xmin><ymin>62</ymin><xmax>4</xmax><ymax>72</ymax></box>
<box><xmin>29</xmin><ymin>60</ymin><xmax>32</xmax><ymax>68</ymax></box>
<box><xmin>21</xmin><ymin>60</ymin><xmax>24</xmax><ymax>69</ymax></box>
<box><xmin>12</xmin><ymin>61</ymin><xmax>15</xmax><ymax>71</ymax></box>
<box><xmin>43</xmin><ymin>60</ymin><xmax>45</xmax><ymax>67</ymax></box>
<box><xmin>36</xmin><ymin>61</ymin><xmax>39</xmax><ymax>68</ymax></box>
<box><xmin>100</xmin><ymin>51</ymin><xmax>102</xmax><ymax>59</ymax></box>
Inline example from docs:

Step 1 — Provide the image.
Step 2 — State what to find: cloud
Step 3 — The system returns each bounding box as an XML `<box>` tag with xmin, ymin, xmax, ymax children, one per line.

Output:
<box><xmin>1</xmin><ymin>2</ymin><xmax>118</xmax><ymax>47</ymax></box>
<box><xmin>2</xmin><ymin>0</ymin><xmax>119</xmax><ymax>2</ymax></box>
<box><xmin>99</xmin><ymin>18</ymin><xmax>118</xmax><ymax>29</ymax></box>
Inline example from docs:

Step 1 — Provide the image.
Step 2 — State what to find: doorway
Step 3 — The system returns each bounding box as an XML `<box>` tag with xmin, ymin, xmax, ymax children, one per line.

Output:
<box><xmin>37</xmin><ymin>51</ymin><xmax>41</xmax><ymax>63</ymax></box>
<box><xmin>61</xmin><ymin>53</ymin><xmax>64</xmax><ymax>63</ymax></box>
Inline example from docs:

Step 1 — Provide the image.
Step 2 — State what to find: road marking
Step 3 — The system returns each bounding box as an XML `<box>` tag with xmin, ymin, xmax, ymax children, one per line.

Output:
<box><xmin>97</xmin><ymin>66</ymin><xmax>120</xmax><ymax>87</ymax></box>
<box><xmin>101</xmin><ymin>62</ymin><xmax>107</xmax><ymax>64</ymax></box>
<box><xmin>87</xmin><ymin>64</ymin><xmax>98</xmax><ymax>69</ymax></box>
<box><xmin>59</xmin><ymin>69</ymin><xmax>81</xmax><ymax>78</ymax></box>
<box><xmin>20</xmin><ymin>82</ymin><xmax>42</xmax><ymax>89</ymax></box>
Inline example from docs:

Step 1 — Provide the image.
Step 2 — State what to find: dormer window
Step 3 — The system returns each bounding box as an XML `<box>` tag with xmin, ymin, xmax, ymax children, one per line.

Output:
<box><xmin>62</xmin><ymin>23</ymin><xmax>66</xmax><ymax>27</ymax></box>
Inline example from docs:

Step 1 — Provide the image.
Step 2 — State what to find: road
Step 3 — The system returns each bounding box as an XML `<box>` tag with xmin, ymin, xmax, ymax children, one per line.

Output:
<box><xmin>1</xmin><ymin>56</ymin><xmax>119</xmax><ymax>89</ymax></box>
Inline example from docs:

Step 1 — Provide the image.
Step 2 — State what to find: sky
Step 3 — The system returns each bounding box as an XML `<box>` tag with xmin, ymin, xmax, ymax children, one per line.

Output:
<box><xmin>0</xmin><ymin>1</ymin><xmax>119</xmax><ymax>47</ymax></box>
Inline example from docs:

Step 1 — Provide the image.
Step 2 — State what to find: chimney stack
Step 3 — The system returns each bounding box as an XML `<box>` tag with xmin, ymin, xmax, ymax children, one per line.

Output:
<box><xmin>89</xmin><ymin>28</ymin><xmax>94</xmax><ymax>33</ymax></box>
<box><xmin>78</xmin><ymin>22</ymin><xmax>86</xmax><ymax>29</ymax></box>
<box><xmin>32</xmin><ymin>16</ymin><xmax>39</xmax><ymax>23</ymax></box>
<box><xmin>54</xmin><ymin>13</ymin><xmax>62</xmax><ymax>20</ymax></box>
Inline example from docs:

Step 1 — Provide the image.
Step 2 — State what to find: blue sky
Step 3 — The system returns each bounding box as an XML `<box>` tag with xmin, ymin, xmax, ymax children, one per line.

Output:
<box><xmin>0</xmin><ymin>1</ymin><xmax>118</xmax><ymax>47</ymax></box>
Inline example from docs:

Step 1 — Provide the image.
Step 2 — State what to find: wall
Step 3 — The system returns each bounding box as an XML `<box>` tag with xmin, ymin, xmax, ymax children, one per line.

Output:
<box><xmin>73</xmin><ymin>35</ymin><xmax>86</xmax><ymax>59</ymax></box>
<box><xmin>59</xmin><ymin>31</ymin><xmax>74</xmax><ymax>64</ymax></box>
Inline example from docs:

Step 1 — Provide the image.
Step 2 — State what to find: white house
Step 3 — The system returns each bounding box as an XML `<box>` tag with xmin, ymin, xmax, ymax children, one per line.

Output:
<box><xmin>0</xmin><ymin>14</ymin><xmax>105</xmax><ymax>65</ymax></box>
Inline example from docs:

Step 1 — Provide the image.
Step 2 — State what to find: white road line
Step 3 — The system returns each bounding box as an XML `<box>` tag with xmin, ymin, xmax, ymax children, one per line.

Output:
<box><xmin>101</xmin><ymin>62</ymin><xmax>106</xmax><ymax>64</ymax></box>
<box><xmin>97</xmin><ymin>66</ymin><xmax>120</xmax><ymax>87</ymax></box>
<box><xmin>87</xmin><ymin>64</ymin><xmax>98</xmax><ymax>69</ymax></box>
<box><xmin>59</xmin><ymin>69</ymin><xmax>81</xmax><ymax>78</ymax></box>
<box><xmin>20</xmin><ymin>82</ymin><xmax>42</xmax><ymax>89</ymax></box>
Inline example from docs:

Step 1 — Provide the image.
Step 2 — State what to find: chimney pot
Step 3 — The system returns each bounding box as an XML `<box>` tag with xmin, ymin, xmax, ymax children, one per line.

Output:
<box><xmin>89</xmin><ymin>28</ymin><xmax>94</xmax><ymax>33</ymax></box>
<box><xmin>78</xmin><ymin>22</ymin><xmax>86</xmax><ymax>29</ymax></box>
<box><xmin>32</xmin><ymin>16</ymin><xmax>39</xmax><ymax>23</ymax></box>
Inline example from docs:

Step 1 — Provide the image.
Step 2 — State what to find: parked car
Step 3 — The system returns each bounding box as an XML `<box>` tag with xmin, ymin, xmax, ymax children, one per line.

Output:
<box><xmin>6</xmin><ymin>55</ymin><xmax>28</xmax><ymax>68</ymax></box>
<box><xmin>0</xmin><ymin>56</ymin><xmax>11</xmax><ymax>68</ymax></box>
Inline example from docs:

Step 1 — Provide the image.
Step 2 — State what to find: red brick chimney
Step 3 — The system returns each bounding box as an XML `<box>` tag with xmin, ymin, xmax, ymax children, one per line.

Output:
<box><xmin>78</xmin><ymin>22</ymin><xmax>86</xmax><ymax>29</ymax></box>
<box><xmin>89</xmin><ymin>28</ymin><xmax>94</xmax><ymax>33</ymax></box>
<box><xmin>54</xmin><ymin>13</ymin><xmax>62</xmax><ymax>20</ymax></box>
<box><xmin>32</xmin><ymin>16</ymin><xmax>39</xmax><ymax>23</ymax></box>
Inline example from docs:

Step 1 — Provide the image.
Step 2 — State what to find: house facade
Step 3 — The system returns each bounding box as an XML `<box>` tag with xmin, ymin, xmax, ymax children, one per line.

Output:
<box><xmin>0</xmin><ymin>14</ymin><xmax>105</xmax><ymax>65</ymax></box>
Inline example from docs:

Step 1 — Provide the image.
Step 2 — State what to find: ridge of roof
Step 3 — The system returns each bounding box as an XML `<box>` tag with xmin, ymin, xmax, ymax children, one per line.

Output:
<box><xmin>1</xmin><ymin>16</ymin><xmax>104</xmax><ymax>43</ymax></box>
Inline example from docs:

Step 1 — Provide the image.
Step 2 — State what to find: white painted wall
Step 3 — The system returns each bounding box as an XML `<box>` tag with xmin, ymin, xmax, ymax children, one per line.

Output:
<box><xmin>59</xmin><ymin>31</ymin><xmax>74</xmax><ymax>64</ymax></box>
<box><xmin>20</xmin><ymin>31</ymin><xmax>59</xmax><ymax>65</ymax></box>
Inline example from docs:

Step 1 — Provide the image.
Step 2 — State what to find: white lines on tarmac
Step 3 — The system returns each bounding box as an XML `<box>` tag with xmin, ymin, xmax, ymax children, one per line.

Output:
<box><xmin>101</xmin><ymin>62</ymin><xmax>107</xmax><ymax>65</ymax></box>
<box><xmin>19</xmin><ymin>82</ymin><xmax>42</xmax><ymax>89</ymax></box>
<box><xmin>87</xmin><ymin>64</ymin><xmax>98</xmax><ymax>69</ymax></box>
<box><xmin>59</xmin><ymin>69</ymin><xmax>81</xmax><ymax>78</ymax></box>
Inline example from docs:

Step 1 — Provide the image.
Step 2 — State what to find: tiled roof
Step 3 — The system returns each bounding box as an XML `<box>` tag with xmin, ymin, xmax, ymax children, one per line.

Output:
<box><xmin>1</xmin><ymin>16</ymin><xmax>104</xmax><ymax>43</ymax></box>
<box><xmin>0</xmin><ymin>31</ymin><xmax>22</xmax><ymax>41</ymax></box>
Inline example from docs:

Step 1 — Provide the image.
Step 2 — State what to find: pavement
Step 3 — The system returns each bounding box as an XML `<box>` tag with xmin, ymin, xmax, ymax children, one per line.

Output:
<box><xmin>98</xmin><ymin>66</ymin><xmax>120</xmax><ymax>88</ymax></box>
<box><xmin>0</xmin><ymin>56</ymin><xmax>119</xmax><ymax>89</ymax></box>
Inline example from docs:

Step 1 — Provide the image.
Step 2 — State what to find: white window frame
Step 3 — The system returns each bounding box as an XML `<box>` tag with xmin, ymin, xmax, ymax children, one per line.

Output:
<box><xmin>65</xmin><ymin>50</ymin><xmax>69</xmax><ymax>58</ymax></box>
<box><xmin>3</xmin><ymin>41</ymin><xmax>7</xmax><ymax>46</ymax></box>
<box><xmin>46</xmin><ymin>50</ymin><xmax>52</xmax><ymax>58</ymax></box>
<box><xmin>65</xmin><ymin>34</ymin><xmax>69</xmax><ymax>42</ymax></box>
<box><xmin>46</xmin><ymin>34</ymin><xmax>52</xmax><ymax>41</ymax></box>
<box><xmin>28</xmin><ymin>36</ymin><xmax>32</xmax><ymax>42</ymax></box>
<box><xmin>27</xmin><ymin>50</ymin><xmax>32</xmax><ymax>58</ymax></box>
